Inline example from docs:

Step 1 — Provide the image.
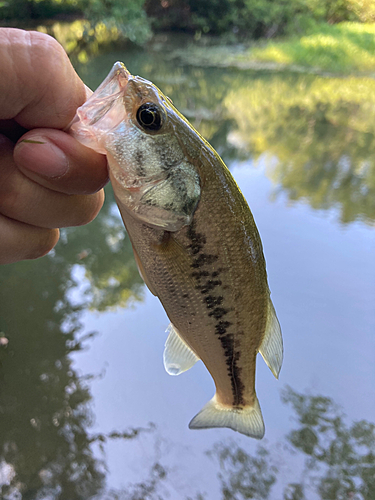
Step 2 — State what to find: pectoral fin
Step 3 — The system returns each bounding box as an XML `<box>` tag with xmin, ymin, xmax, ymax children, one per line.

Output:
<box><xmin>163</xmin><ymin>323</ymin><xmax>199</xmax><ymax>375</ymax></box>
<box><xmin>132</xmin><ymin>244</ymin><xmax>157</xmax><ymax>296</ymax></box>
<box><xmin>258</xmin><ymin>299</ymin><xmax>283</xmax><ymax>379</ymax></box>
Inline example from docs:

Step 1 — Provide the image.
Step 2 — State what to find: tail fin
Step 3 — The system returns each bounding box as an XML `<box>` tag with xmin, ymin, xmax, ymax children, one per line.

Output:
<box><xmin>188</xmin><ymin>394</ymin><xmax>265</xmax><ymax>439</ymax></box>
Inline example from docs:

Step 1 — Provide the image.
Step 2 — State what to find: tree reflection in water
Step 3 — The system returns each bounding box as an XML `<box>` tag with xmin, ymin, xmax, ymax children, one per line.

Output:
<box><xmin>209</xmin><ymin>386</ymin><xmax>375</xmax><ymax>500</ymax></box>
<box><xmin>29</xmin><ymin>28</ymin><xmax>375</xmax><ymax>226</ymax></box>
<box><xmin>0</xmin><ymin>39</ymin><xmax>374</xmax><ymax>497</ymax></box>
<box><xmin>224</xmin><ymin>75</ymin><xmax>375</xmax><ymax>225</ymax></box>
<box><xmin>71</xmin><ymin>38</ymin><xmax>375</xmax><ymax>226</ymax></box>
<box><xmin>0</xmin><ymin>192</ymin><xmax>373</xmax><ymax>498</ymax></box>
<box><xmin>0</xmin><ymin>190</ymin><xmax>146</xmax><ymax>499</ymax></box>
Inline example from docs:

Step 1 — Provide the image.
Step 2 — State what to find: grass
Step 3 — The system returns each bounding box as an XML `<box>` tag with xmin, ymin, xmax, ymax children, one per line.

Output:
<box><xmin>249</xmin><ymin>22</ymin><xmax>375</xmax><ymax>73</ymax></box>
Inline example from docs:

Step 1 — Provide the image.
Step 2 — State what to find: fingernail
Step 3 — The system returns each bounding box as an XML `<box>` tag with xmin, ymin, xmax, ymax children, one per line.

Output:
<box><xmin>15</xmin><ymin>136</ymin><xmax>69</xmax><ymax>178</ymax></box>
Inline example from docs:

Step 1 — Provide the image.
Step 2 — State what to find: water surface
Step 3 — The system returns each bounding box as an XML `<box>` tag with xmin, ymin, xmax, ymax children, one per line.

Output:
<box><xmin>0</xmin><ymin>41</ymin><xmax>374</xmax><ymax>500</ymax></box>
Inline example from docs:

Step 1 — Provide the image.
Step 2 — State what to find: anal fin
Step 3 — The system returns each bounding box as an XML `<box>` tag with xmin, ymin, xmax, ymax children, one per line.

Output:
<box><xmin>163</xmin><ymin>323</ymin><xmax>199</xmax><ymax>376</ymax></box>
<box><xmin>259</xmin><ymin>299</ymin><xmax>283</xmax><ymax>379</ymax></box>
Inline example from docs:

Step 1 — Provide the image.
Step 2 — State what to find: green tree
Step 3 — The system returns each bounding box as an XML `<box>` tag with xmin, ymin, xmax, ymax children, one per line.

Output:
<box><xmin>0</xmin><ymin>0</ymin><xmax>80</xmax><ymax>21</ymax></box>
<box><xmin>81</xmin><ymin>0</ymin><xmax>151</xmax><ymax>43</ymax></box>
<box><xmin>145</xmin><ymin>0</ymin><xmax>374</xmax><ymax>38</ymax></box>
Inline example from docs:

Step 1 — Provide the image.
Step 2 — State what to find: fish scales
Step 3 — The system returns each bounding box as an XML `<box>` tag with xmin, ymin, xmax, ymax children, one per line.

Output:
<box><xmin>70</xmin><ymin>62</ymin><xmax>283</xmax><ymax>439</ymax></box>
<box><xmin>120</xmin><ymin>157</ymin><xmax>269</xmax><ymax>409</ymax></box>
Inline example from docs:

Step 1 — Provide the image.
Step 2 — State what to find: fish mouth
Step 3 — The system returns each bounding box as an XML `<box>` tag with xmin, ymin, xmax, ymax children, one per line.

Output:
<box><xmin>69</xmin><ymin>62</ymin><xmax>131</xmax><ymax>154</ymax></box>
<box><xmin>82</xmin><ymin>62</ymin><xmax>130</xmax><ymax>126</ymax></box>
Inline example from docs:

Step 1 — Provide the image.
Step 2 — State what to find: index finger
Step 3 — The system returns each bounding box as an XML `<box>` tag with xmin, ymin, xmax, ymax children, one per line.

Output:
<box><xmin>0</xmin><ymin>28</ymin><xmax>88</xmax><ymax>129</ymax></box>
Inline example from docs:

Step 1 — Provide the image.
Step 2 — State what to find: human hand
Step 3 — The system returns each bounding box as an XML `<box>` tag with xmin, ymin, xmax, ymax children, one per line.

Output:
<box><xmin>0</xmin><ymin>28</ymin><xmax>108</xmax><ymax>264</ymax></box>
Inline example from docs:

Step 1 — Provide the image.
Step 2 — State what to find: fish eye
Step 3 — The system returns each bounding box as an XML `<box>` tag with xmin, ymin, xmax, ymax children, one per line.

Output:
<box><xmin>136</xmin><ymin>103</ymin><xmax>162</xmax><ymax>131</ymax></box>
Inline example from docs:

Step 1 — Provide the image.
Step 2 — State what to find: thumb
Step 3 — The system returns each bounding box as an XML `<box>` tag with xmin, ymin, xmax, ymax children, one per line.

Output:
<box><xmin>0</xmin><ymin>28</ymin><xmax>87</xmax><ymax>129</ymax></box>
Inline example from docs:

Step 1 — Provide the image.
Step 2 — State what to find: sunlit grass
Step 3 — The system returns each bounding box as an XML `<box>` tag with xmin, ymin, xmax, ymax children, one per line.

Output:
<box><xmin>250</xmin><ymin>22</ymin><xmax>375</xmax><ymax>73</ymax></box>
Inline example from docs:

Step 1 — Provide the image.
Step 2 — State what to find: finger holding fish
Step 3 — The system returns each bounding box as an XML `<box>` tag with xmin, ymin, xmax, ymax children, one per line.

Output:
<box><xmin>70</xmin><ymin>62</ymin><xmax>283</xmax><ymax>439</ymax></box>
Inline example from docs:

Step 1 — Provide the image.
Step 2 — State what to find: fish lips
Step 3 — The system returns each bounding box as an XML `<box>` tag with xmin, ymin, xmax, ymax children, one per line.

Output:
<box><xmin>69</xmin><ymin>61</ymin><xmax>131</xmax><ymax>154</ymax></box>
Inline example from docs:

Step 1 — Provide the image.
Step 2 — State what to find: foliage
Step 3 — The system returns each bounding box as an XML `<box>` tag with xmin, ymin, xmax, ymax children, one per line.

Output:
<box><xmin>282</xmin><ymin>386</ymin><xmax>375</xmax><ymax>500</ymax></box>
<box><xmin>81</xmin><ymin>0</ymin><xmax>151</xmax><ymax>43</ymax></box>
<box><xmin>60</xmin><ymin>187</ymin><xmax>145</xmax><ymax>311</ymax></box>
<box><xmin>346</xmin><ymin>0</ymin><xmax>375</xmax><ymax>22</ymax></box>
<box><xmin>209</xmin><ymin>387</ymin><xmax>375</xmax><ymax>500</ymax></box>
<box><xmin>1</xmin><ymin>0</ymin><xmax>151</xmax><ymax>47</ymax></box>
<box><xmin>167</xmin><ymin>21</ymin><xmax>375</xmax><ymax>74</ymax></box>
<box><xmin>224</xmin><ymin>73</ymin><xmax>375</xmax><ymax>224</ymax></box>
<box><xmin>37</xmin><ymin>21</ymin><xmax>123</xmax><ymax>64</ymax></box>
<box><xmin>2</xmin><ymin>0</ymin><xmax>375</xmax><ymax>45</ymax></box>
<box><xmin>0</xmin><ymin>0</ymin><xmax>80</xmax><ymax>21</ymax></box>
<box><xmin>250</xmin><ymin>22</ymin><xmax>375</xmax><ymax>72</ymax></box>
<box><xmin>0</xmin><ymin>257</ymin><xmax>104</xmax><ymax>499</ymax></box>
<box><xmin>208</xmin><ymin>444</ymin><xmax>277</xmax><ymax>499</ymax></box>
<box><xmin>103</xmin><ymin>463</ymin><xmax>168</xmax><ymax>500</ymax></box>
<box><xmin>74</xmin><ymin>44</ymin><xmax>375</xmax><ymax>225</ymax></box>
<box><xmin>145</xmin><ymin>0</ymin><xmax>375</xmax><ymax>38</ymax></box>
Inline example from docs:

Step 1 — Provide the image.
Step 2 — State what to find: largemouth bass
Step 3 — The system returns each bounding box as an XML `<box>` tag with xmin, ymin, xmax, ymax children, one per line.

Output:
<box><xmin>70</xmin><ymin>62</ymin><xmax>283</xmax><ymax>439</ymax></box>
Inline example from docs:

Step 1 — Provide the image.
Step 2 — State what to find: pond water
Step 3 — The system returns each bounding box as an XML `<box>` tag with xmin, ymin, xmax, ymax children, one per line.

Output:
<box><xmin>0</xmin><ymin>40</ymin><xmax>374</xmax><ymax>499</ymax></box>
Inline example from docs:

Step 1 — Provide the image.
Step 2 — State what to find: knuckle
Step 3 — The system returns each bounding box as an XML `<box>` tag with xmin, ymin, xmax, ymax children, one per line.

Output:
<box><xmin>0</xmin><ymin>170</ymin><xmax>35</xmax><ymax>222</ymax></box>
<box><xmin>29</xmin><ymin>31</ymin><xmax>66</xmax><ymax>61</ymax></box>
<box><xmin>27</xmin><ymin>228</ymin><xmax>59</xmax><ymax>260</ymax></box>
<box><xmin>75</xmin><ymin>191</ymin><xmax>104</xmax><ymax>226</ymax></box>
<box><xmin>0</xmin><ymin>181</ymin><xmax>24</xmax><ymax>218</ymax></box>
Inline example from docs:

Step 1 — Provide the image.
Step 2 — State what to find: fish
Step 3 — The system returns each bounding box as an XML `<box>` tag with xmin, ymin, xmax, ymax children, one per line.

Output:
<box><xmin>69</xmin><ymin>62</ymin><xmax>283</xmax><ymax>439</ymax></box>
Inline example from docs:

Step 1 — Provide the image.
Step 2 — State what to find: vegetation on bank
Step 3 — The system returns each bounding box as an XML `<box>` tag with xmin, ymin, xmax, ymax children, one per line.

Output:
<box><xmin>3</xmin><ymin>0</ymin><xmax>375</xmax><ymax>36</ymax></box>
<box><xmin>250</xmin><ymin>22</ymin><xmax>375</xmax><ymax>73</ymax></box>
<box><xmin>167</xmin><ymin>21</ymin><xmax>375</xmax><ymax>74</ymax></box>
<box><xmin>146</xmin><ymin>0</ymin><xmax>375</xmax><ymax>38</ymax></box>
<box><xmin>1</xmin><ymin>0</ymin><xmax>375</xmax><ymax>72</ymax></box>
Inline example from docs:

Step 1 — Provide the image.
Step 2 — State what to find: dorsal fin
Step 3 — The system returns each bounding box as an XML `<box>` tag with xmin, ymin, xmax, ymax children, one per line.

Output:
<box><xmin>258</xmin><ymin>299</ymin><xmax>283</xmax><ymax>379</ymax></box>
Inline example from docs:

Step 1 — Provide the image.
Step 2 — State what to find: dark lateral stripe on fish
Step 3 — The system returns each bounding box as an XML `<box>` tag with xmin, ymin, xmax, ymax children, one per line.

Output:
<box><xmin>192</xmin><ymin>254</ymin><xmax>219</xmax><ymax>268</ymax></box>
<box><xmin>204</xmin><ymin>295</ymin><xmax>223</xmax><ymax>308</ymax></box>
<box><xmin>187</xmin><ymin>225</ymin><xmax>206</xmax><ymax>254</ymax></box>
<box><xmin>219</xmin><ymin>333</ymin><xmax>245</xmax><ymax>407</ymax></box>
<box><xmin>187</xmin><ymin>222</ymin><xmax>245</xmax><ymax>407</ymax></box>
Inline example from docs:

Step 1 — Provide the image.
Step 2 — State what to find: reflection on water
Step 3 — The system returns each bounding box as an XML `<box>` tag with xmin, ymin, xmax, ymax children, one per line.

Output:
<box><xmin>0</xmin><ymin>190</ymin><xmax>144</xmax><ymax>498</ymax></box>
<box><xmin>73</xmin><ymin>41</ymin><xmax>375</xmax><ymax>225</ymax></box>
<box><xmin>224</xmin><ymin>76</ymin><xmax>375</xmax><ymax>225</ymax></box>
<box><xmin>1</xmin><ymin>259</ymin><xmax>373</xmax><ymax>500</ymax></box>
<box><xmin>0</xmin><ymin>262</ymin><xmax>105</xmax><ymax>498</ymax></box>
<box><xmin>1</xmin><ymin>38</ymin><xmax>374</xmax><ymax>498</ymax></box>
<box><xmin>210</xmin><ymin>387</ymin><xmax>375</xmax><ymax>500</ymax></box>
